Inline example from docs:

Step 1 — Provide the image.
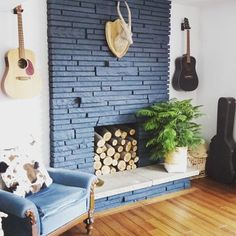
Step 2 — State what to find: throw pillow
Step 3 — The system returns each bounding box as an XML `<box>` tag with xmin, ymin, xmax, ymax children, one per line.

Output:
<box><xmin>0</xmin><ymin>178</ymin><xmax>4</xmax><ymax>190</ymax></box>
<box><xmin>0</xmin><ymin>149</ymin><xmax>52</xmax><ymax>197</ymax></box>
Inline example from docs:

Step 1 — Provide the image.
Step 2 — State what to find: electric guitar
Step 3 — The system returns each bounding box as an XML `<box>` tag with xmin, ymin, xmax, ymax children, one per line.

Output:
<box><xmin>172</xmin><ymin>18</ymin><xmax>198</xmax><ymax>91</ymax></box>
<box><xmin>2</xmin><ymin>5</ymin><xmax>41</xmax><ymax>99</ymax></box>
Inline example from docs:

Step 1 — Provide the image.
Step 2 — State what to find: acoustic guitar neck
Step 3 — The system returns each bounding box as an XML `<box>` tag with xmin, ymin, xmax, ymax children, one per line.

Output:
<box><xmin>186</xmin><ymin>29</ymin><xmax>191</xmax><ymax>64</ymax></box>
<box><xmin>14</xmin><ymin>6</ymin><xmax>25</xmax><ymax>59</ymax></box>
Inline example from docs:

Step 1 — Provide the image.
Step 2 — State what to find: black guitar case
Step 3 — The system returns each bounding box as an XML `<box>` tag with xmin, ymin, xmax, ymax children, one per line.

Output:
<box><xmin>206</xmin><ymin>97</ymin><xmax>236</xmax><ymax>183</ymax></box>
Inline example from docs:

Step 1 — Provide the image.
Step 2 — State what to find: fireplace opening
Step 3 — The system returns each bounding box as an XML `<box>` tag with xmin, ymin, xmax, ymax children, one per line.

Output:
<box><xmin>94</xmin><ymin>124</ymin><xmax>139</xmax><ymax>176</ymax></box>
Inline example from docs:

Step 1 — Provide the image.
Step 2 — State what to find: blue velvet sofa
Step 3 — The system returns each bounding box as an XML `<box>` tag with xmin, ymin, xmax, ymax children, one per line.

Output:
<box><xmin>0</xmin><ymin>168</ymin><xmax>97</xmax><ymax>236</ymax></box>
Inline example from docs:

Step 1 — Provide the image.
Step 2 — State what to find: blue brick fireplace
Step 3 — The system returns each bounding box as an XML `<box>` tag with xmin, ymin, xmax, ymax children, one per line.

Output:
<box><xmin>48</xmin><ymin>0</ymin><xmax>170</xmax><ymax>169</ymax></box>
<box><xmin>47</xmin><ymin>0</ymin><xmax>191</xmax><ymax>210</ymax></box>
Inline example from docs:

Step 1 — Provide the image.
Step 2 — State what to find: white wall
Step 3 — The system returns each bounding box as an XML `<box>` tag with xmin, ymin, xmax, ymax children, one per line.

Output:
<box><xmin>169</xmin><ymin>2</ymin><xmax>200</xmax><ymax>103</ymax></box>
<box><xmin>0</xmin><ymin>0</ymin><xmax>49</xmax><ymax>165</ymax></box>
<box><xmin>170</xmin><ymin>0</ymin><xmax>236</xmax><ymax>143</ymax></box>
<box><xmin>197</xmin><ymin>1</ymin><xmax>236</xmax><ymax>141</ymax></box>
<box><xmin>1</xmin><ymin>0</ymin><xmax>235</xmax><ymax>165</ymax></box>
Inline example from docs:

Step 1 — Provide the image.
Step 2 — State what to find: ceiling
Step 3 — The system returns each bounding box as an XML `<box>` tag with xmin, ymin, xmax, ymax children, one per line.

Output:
<box><xmin>0</xmin><ymin>0</ymin><xmax>25</xmax><ymax>11</ymax></box>
<box><xmin>171</xmin><ymin>0</ymin><xmax>234</xmax><ymax>6</ymax></box>
<box><xmin>0</xmin><ymin>0</ymin><xmax>233</xmax><ymax>11</ymax></box>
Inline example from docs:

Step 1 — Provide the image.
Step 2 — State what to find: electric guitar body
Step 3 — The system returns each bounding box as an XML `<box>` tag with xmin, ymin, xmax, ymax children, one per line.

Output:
<box><xmin>172</xmin><ymin>55</ymin><xmax>198</xmax><ymax>91</ymax></box>
<box><xmin>2</xmin><ymin>48</ymin><xmax>41</xmax><ymax>99</ymax></box>
<box><xmin>1</xmin><ymin>5</ymin><xmax>41</xmax><ymax>99</ymax></box>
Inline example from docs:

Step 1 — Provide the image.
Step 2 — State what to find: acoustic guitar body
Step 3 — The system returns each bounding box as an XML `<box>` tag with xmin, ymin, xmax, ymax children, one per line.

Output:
<box><xmin>172</xmin><ymin>55</ymin><xmax>199</xmax><ymax>91</ymax></box>
<box><xmin>2</xmin><ymin>48</ymin><xmax>41</xmax><ymax>99</ymax></box>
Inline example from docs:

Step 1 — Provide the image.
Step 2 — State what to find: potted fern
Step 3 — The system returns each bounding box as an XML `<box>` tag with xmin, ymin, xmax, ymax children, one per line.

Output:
<box><xmin>137</xmin><ymin>99</ymin><xmax>203</xmax><ymax>172</ymax></box>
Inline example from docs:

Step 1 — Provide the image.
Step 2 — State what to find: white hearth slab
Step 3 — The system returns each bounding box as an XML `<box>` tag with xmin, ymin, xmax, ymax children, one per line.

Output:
<box><xmin>95</xmin><ymin>164</ymin><xmax>199</xmax><ymax>199</ymax></box>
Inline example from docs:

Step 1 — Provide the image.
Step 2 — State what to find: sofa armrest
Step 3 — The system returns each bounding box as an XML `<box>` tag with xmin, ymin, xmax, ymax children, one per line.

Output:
<box><xmin>0</xmin><ymin>189</ymin><xmax>38</xmax><ymax>219</ymax></box>
<box><xmin>0</xmin><ymin>190</ymin><xmax>40</xmax><ymax>236</ymax></box>
<box><xmin>48</xmin><ymin>168</ymin><xmax>97</xmax><ymax>190</ymax></box>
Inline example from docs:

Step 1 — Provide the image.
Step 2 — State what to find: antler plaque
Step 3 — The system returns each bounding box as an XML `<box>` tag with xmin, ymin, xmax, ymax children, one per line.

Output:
<box><xmin>105</xmin><ymin>1</ymin><xmax>133</xmax><ymax>58</ymax></box>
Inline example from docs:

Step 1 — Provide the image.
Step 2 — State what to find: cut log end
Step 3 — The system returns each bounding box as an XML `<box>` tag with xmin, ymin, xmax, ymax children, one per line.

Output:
<box><xmin>94</xmin><ymin>125</ymin><xmax>138</xmax><ymax>174</ymax></box>
<box><xmin>103</xmin><ymin>156</ymin><xmax>113</xmax><ymax>166</ymax></box>
<box><xmin>117</xmin><ymin>160</ymin><xmax>126</xmax><ymax>171</ymax></box>
<box><xmin>106</xmin><ymin>143</ymin><xmax>115</xmax><ymax>157</ymax></box>
<box><xmin>101</xmin><ymin>165</ymin><xmax>110</xmax><ymax>175</ymax></box>
<box><xmin>94</xmin><ymin>132</ymin><xmax>105</xmax><ymax>147</ymax></box>
<box><xmin>95</xmin><ymin>170</ymin><xmax>102</xmax><ymax>176</ymax></box>
<box><xmin>121</xmin><ymin>152</ymin><xmax>131</xmax><ymax>162</ymax></box>
<box><xmin>94</xmin><ymin>161</ymin><xmax>102</xmax><ymax>170</ymax></box>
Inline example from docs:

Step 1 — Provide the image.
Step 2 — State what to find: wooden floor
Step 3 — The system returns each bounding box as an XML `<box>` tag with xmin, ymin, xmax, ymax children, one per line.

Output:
<box><xmin>62</xmin><ymin>177</ymin><xmax>236</xmax><ymax>236</ymax></box>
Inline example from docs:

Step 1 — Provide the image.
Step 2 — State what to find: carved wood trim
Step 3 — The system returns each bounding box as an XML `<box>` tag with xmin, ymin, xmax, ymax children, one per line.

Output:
<box><xmin>84</xmin><ymin>179</ymin><xmax>97</xmax><ymax>235</ymax></box>
<box><xmin>90</xmin><ymin>180</ymin><xmax>96</xmax><ymax>212</ymax></box>
<box><xmin>25</xmin><ymin>210</ymin><xmax>38</xmax><ymax>236</ymax></box>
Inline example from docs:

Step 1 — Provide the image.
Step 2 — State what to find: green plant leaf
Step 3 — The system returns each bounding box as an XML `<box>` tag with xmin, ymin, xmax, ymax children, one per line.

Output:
<box><xmin>136</xmin><ymin>99</ymin><xmax>204</xmax><ymax>160</ymax></box>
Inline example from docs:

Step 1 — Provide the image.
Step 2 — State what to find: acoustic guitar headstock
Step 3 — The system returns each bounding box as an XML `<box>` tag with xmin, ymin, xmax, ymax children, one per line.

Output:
<box><xmin>181</xmin><ymin>18</ymin><xmax>191</xmax><ymax>31</ymax></box>
<box><xmin>13</xmin><ymin>5</ymin><xmax>24</xmax><ymax>15</ymax></box>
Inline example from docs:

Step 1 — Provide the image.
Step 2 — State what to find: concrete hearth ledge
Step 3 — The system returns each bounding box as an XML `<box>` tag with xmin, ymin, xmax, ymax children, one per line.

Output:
<box><xmin>95</xmin><ymin>165</ymin><xmax>199</xmax><ymax>200</ymax></box>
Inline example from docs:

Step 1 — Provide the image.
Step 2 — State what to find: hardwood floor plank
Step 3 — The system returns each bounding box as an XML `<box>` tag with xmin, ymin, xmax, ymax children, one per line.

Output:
<box><xmin>186</xmin><ymin>194</ymin><xmax>236</xmax><ymax>219</ymax></box>
<box><xmin>193</xmin><ymin>178</ymin><xmax>236</xmax><ymax>198</ymax></box>
<box><xmin>143</xmin><ymin>204</ymin><xmax>191</xmax><ymax>234</ymax></box>
<box><xmin>219</xmin><ymin>226</ymin><xmax>236</xmax><ymax>236</ymax></box>
<box><xmin>175</xmin><ymin>195</ymin><xmax>236</xmax><ymax>230</ymax></box>
<box><xmin>91</xmin><ymin>218</ymin><xmax>118</xmax><ymax>236</ymax></box>
<box><xmin>151</xmin><ymin>201</ymin><xmax>214</xmax><ymax>236</ymax></box>
<box><xmin>62</xmin><ymin>178</ymin><xmax>236</xmax><ymax>236</ymax></box>
<box><xmin>131</xmin><ymin>207</ymin><xmax>155</xmax><ymax>221</ymax></box>
<box><xmin>169</xmin><ymin>198</ymin><xmax>236</xmax><ymax>235</ymax></box>
<box><xmin>149</xmin><ymin>228</ymin><xmax>169</xmax><ymax>236</ymax></box>
<box><xmin>112</xmin><ymin>212</ymin><xmax>152</xmax><ymax>236</ymax></box>
<box><xmin>99</xmin><ymin>216</ymin><xmax>131</xmax><ymax>236</ymax></box>
<box><xmin>191</xmin><ymin>190</ymin><xmax>234</xmax><ymax>208</ymax></box>
<box><xmin>168</xmin><ymin>198</ymin><xmax>224</xmax><ymax>228</ymax></box>
<box><xmin>122</xmin><ymin>210</ymin><xmax>156</xmax><ymax>232</ymax></box>
<box><xmin>148</xmin><ymin>217</ymin><xmax>182</xmax><ymax>236</ymax></box>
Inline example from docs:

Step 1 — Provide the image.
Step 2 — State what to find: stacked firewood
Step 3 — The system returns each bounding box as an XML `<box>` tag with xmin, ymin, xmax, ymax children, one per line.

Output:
<box><xmin>94</xmin><ymin>126</ymin><xmax>139</xmax><ymax>176</ymax></box>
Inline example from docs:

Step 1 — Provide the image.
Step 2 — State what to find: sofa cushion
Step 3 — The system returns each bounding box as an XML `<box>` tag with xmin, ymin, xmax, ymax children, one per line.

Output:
<box><xmin>0</xmin><ymin>149</ymin><xmax>52</xmax><ymax>197</ymax></box>
<box><xmin>42</xmin><ymin>199</ymin><xmax>88</xmax><ymax>236</ymax></box>
<box><xmin>27</xmin><ymin>183</ymin><xmax>87</xmax><ymax>218</ymax></box>
<box><xmin>27</xmin><ymin>183</ymin><xmax>88</xmax><ymax>235</ymax></box>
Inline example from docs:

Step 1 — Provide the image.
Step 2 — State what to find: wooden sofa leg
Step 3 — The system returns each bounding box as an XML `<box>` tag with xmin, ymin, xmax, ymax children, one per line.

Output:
<box><xmin>84</xmin><ymin>181</ymin><xmax>96</xmax><ymax>235</ymax></box>
<box><xmin>25</xmin><ymin>210</ymin><xmax>38</xmax><ymax>236</ymax></box>
<box><xmin>84</xmin><ymin>211</ymin><xmax>94</xmax><ymax>235</ymax></box>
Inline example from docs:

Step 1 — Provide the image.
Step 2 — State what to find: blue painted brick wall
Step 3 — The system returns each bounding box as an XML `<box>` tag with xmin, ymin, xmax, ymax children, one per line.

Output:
<box><xmin>47</xmin><ymin>0</ymin><xmax>171</xmax><ymax>171</ymax></box>
<box><xmin>95</xmin><ymin>179</ymin><xmax>190</xmax><ymax>212</ymax></box>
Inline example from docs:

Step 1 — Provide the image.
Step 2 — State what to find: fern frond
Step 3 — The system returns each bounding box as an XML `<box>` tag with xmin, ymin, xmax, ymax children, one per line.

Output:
<box><xmin>136</xmin><ymin>99</ymin><xmax>203</xmax><ymax>161</ymax></box>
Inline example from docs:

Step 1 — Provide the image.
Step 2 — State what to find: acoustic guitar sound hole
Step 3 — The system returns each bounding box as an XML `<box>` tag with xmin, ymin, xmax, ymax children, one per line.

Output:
<box><xmin>18</xmin><ymin>58</ymin><xmax>28</xmax><ymax>69</ymax></box>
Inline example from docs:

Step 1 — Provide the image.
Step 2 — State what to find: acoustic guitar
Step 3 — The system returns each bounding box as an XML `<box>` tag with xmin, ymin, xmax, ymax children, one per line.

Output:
<box><xmin>2</xmin><ymin>5</ymin><xmax>41</xmax><ymax>99</ymax></box>
<box><xmin>172</xmin><ymin>18</ymin><xmax>198</xmax><ymax>92</ymax></box>
<box><xmin>206</xmin><ymin>97</ymin><xmax>236</xmax><ymax>183</ymax></box>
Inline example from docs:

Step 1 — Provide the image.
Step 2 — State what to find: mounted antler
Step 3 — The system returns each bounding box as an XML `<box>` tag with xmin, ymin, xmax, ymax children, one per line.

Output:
<box><xmin>105</xmin><ymin>1</ymin><xmax>133</xmax><ymax>58</ymax></box>
<box><xmin>117</xmin><ymin>1</ymin><xmax>133</xmax><ymax>45</ymax></box>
